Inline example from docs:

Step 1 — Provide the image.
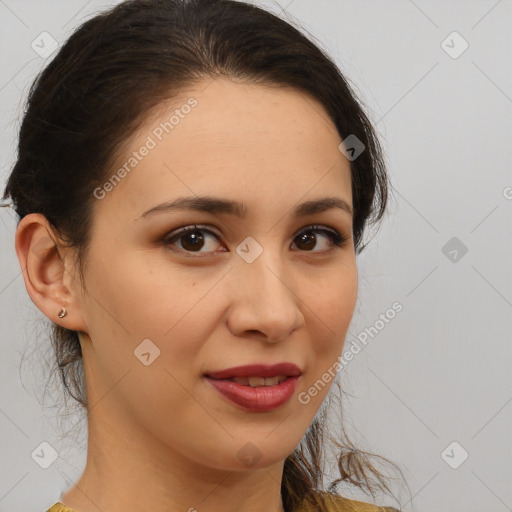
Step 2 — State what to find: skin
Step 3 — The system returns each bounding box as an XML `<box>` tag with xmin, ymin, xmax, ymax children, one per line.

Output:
<box><xmin>16</xmin><ymin>77</ymin><xmax>357</xmax><ymax>512</ymax></box>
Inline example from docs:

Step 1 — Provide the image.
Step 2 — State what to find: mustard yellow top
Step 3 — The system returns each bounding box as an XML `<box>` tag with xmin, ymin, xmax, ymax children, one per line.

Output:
<box><xmin>46</xmin><ymin>492</ymin><xmax>400</xmax><ymax>512</ymax></box>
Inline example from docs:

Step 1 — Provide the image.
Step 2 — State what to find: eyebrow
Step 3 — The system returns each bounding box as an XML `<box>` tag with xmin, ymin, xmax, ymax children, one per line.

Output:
<box><xmin>138</xmin><ymin>195</ymin><xmax>353</xmax><ymax>219</ymax></box>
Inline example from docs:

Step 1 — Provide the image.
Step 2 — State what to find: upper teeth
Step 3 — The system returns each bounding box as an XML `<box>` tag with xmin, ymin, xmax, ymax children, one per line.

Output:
<box><xmin>231</xmin><ymin>375</ymin><xmax>287</xmax><ymax>387</ymax></box>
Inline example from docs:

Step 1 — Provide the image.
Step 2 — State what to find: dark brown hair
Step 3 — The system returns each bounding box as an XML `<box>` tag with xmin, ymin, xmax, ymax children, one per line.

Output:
<box><xmin>3</xmin><ymin>0</ymin><xmax>406</xmax><ymax>510</ymax></box>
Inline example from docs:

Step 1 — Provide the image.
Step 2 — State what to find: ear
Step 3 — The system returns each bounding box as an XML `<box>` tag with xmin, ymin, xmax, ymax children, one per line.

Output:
<box><xmin>14</xmin><ymin>213</ymin><xmax>89</xmax><ymax>333</ymax></box>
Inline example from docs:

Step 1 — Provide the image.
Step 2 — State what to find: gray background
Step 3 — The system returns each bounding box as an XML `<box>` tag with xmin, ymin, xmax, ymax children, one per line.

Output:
<box><xmin>1</xmin><ymin>1</ymin><xmax>511</xmax><ymax>511</ymax></box>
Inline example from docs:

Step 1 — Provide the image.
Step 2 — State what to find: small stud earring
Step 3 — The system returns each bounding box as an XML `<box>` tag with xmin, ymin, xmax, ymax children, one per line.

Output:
<box><xmin>57</xmin><ymin>307</ymin><xmax>67</xmax><ymax>318</ymax></box>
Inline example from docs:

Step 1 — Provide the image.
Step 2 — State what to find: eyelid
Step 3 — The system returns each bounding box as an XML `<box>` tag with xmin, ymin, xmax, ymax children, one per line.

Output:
<box><xmin>163</xmin><ymin>224</ymin><xmax>221</xmax><ymax>242</ymax></box>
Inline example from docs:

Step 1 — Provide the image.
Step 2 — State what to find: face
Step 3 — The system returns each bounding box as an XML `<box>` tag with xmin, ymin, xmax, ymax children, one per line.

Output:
<box><xmin>75</xmin><ymin>77</ymin><xmax>357</xmax><ymax>472</ymax></box>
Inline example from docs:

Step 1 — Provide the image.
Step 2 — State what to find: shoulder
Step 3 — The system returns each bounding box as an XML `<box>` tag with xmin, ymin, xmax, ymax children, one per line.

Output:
<box><xmin>295</xmin><ymin>490</ymin><xmax>401</xmax><ymax>512</ymax></box>
<box><xmin>47</xmin><ymin>495</ymin><xmax>401</xmax><ymax>512</ymax></box>
<box><xmin>46</xmin><ymin>503</ymin><xmax>76</xmax><ymax>512</ymax></box>
<box><xmin>322</xmin><ymin>492</ymin><xmax>401</xmax><ymax>512</ymax></box>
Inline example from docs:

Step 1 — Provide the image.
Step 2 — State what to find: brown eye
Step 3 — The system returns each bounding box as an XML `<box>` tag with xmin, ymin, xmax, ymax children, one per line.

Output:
<box><xmin>164</xmin><ymin>225</ymin><xmax>224</xmax><ymax>254</ymax></box>
<box><xmin>163</xmin><ymin>224</ymin><xmax>348</xmax><ymax>256</ymax></box>
<box><xmin>295</xmin><ymin>231</ymin><xmax>317</xmax><ymax>251</ymax></box>
<box><xmin>292</xmin><ymin>226</ymin><xmax>347</xmax><ymax>252</ymax></box>
<box><xmin>179</xmin><ymin>230</ymin><xmax>205</xmax><ymax>251</ymax></box>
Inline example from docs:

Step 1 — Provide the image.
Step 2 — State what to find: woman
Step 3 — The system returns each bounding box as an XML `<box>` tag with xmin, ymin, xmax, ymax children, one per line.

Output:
<box><xmin>2</xmin><ymin>0</ymin><xmax>404</xmax><ymax>510</ymax></box>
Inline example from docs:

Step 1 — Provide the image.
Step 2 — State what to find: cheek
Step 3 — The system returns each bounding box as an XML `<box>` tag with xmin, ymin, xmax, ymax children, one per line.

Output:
<box><xmin>84</xmin><ymin>246</ymin><xmax>211</xmax><ymax>339</ymax></box>
<box><xmin>302</xmin><ymin>260</ymin><xmax>358</xmax><ymax>397</ymax></box>
<box><xmin>80</xmin><ymin>249</ymin><xmax>214</xmax><ymax>403</ymax></box>
<box><xmin>80</xmin><ymin>250</ymin><xmax>212</xmax><ymax>425</ymax></box>
<box><xmin>309</xmin><ymin>259</ymin><xmax>358</xmax><ymax>336</ymax></box>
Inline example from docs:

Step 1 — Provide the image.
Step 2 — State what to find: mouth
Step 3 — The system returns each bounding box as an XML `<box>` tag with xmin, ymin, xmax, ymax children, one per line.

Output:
<box><xmin>203</xmin><ymin>363</ymin><xmax>302</xmax><ymax>412</ymax></box>
<box><xmin>211</xmin><ymin>375</ymin><xmax>289</xmax><ymax>388</ymax></box>
<box><xmin>205</xmin><ymin>362</ymin><xmax>302</xmax><ymax>384</ymax></box>
<box><xmin>204</xmin><ymin>363</ymin><xmax>302</xmax><ymax>412</ymax></box>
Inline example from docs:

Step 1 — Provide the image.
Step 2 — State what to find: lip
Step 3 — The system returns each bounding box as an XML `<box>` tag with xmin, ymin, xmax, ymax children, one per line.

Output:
<box><xmin>205</xmin><ymin>375</ymin><xmax>301</xmax><ymax>412</ymax></box>
<box><xmin>205</xmin><ymin>362</ymin><xmax>302</xmax><ymax>380</ymax></box>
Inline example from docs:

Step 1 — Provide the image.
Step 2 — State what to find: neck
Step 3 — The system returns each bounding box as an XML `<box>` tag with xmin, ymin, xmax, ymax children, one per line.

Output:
<box><xmin>59</xmin><ymin>405</ymin><xmax>287</xmax><ymax>512</ymax></box>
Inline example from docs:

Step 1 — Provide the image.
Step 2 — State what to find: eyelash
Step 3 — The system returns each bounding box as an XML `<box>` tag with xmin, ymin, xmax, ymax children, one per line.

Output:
<box><xmin>162</xmin><ymin>224</ymin><xmax>349</xmax><ymax>256</ymax></box>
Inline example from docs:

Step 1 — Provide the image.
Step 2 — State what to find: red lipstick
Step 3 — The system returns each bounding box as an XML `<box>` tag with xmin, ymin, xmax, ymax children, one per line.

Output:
<box><xmin>206</xmin><ymin>362</ymin><xmax>301</xmax><ymax>380</ymax></box>
<box><xmin>204</xmin><ymin>363</ymin><xmax>302</xmax><ymax>412</ymax></box>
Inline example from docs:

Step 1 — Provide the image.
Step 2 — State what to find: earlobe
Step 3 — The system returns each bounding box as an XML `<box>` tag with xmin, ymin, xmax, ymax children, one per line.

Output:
<box><xmin>14</xmin><ymin>213</ymin><xmax>88</xmax><ymax>332</ymax></box>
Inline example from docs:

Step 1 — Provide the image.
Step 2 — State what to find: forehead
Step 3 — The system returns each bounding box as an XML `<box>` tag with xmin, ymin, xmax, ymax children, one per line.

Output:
<box><xmin>95</xmin><ymin>78</ymin><xmax>352</xmax><ymax>219</ymax></box>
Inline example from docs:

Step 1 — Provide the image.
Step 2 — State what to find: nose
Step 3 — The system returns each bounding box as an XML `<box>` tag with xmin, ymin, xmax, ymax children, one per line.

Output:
<box><xmin>226</xmin><ymin>253</ymin><xmax>305</xmax><ymax>343</ymax></box>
